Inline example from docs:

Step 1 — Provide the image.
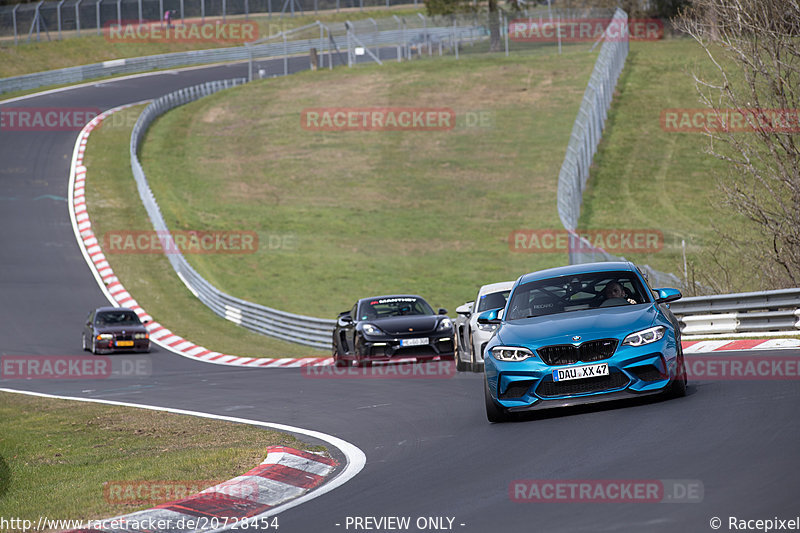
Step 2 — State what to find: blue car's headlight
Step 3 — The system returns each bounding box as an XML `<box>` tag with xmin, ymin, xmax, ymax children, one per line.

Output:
<box><xmin>437</xmin><ymin>318</ymin><xmax>453</xmax><ymax>331</ymax></box>
<box><xmin>622</xmin><ymin>326</ymin><xmax>666</xmax><ymax>347</ymax></box>
<box><xmin>362</xmin><ymin>323</ymin><xmax>382</xmax><ymax>335</ymax></box>
<box><xmin>490</xmin><ymin>346</ymin><xmax>534</xmax><ymax>362</ymax></box>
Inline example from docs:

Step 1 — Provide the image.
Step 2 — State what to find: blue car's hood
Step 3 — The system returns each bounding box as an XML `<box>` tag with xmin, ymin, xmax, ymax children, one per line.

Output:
<box><xmin>496</xmin><ymin>304</ymin><xmax>658</xmax><ymax>347</ymax></box>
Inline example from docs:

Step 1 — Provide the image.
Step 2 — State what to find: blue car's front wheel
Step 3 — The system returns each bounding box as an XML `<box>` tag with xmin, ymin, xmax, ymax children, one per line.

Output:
<box><xmin>484</xmin><ymin>379</ymin><xmax>512</xmax><ymax>423</ymax></box>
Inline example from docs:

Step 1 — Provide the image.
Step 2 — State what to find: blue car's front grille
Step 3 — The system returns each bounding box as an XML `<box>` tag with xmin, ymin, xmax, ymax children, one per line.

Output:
<box><xmin>535</xmin><ymin>371</ymin><xmax>629</xmax><ymax>398</ymax></box>
<box><xmin>537</xmin><ymin>339</ymin><xmax>618</xmax><ymax>366</ymax></box>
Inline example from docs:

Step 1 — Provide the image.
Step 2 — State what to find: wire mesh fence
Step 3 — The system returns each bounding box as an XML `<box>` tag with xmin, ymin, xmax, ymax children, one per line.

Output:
<box><xmin>0</xmin><ymin>0</ymin><xmax>421</xmax><ymax>43</ymax></box>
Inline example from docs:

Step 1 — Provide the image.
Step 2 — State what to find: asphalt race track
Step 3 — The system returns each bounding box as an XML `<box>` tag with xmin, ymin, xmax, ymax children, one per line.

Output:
<box><xmin>1</xmin><ymin>57</ymin><xmax>799</xmax><ymax>533</ymax></box>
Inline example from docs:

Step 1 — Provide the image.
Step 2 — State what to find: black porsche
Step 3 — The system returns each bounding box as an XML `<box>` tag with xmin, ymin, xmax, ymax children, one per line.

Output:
<box><xmin>332</xmin><ymin>295</ymin><xmax>455</xmax><ymax>367</ymax></box>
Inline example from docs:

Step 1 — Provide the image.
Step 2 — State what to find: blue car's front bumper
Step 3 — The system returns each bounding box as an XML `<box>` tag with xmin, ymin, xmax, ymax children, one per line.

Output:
<box><xmin>485</xmin><ymin>334</ymin><xmax>681</xmax><ymax>412</ymax></box>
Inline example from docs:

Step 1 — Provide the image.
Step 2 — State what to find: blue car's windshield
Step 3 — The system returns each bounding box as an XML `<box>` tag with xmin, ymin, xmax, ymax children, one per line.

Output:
<box><xmin>506</xmin><ymin>271</ymin><xmax>651</xmax><ymax>320</ymax></box>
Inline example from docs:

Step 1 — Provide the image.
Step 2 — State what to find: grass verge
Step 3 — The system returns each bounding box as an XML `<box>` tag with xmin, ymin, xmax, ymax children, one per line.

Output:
<box><xmin>579</xmin><ymin>38</ymin><xmax>763</xmax><ymax>293</ymax></box>
<box><xmin>85</xmin><ymin>104</ymin><xmax>325</xmax><ymax>357</ymax></box>
<box><xmin>138</xmin><ymin>47</ymin><xmax>597</xmax><ymax>318</ymax></box>
<box><xmin>0</xmin><ymin>391</ymin><xmax>325</xmax><ymax>521</ymax></box>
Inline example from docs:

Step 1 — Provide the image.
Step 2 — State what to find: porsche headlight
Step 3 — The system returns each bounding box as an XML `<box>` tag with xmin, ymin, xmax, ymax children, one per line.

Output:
<box><xmin>362</xmin><ymin>323</ymin><xmax>382</xmax><ymax>335</ymax></box>
<box><xmin>437</xmin><ymin>318</ymin><xmax>453</xmax><ymax>331</ymax></box>
<box><xmin>622</xmin><ymin>326</ymin><xmax>665</xmax><ymax>347</ymax></box>
<box><xmin>490</xmin><ymin>346</ymin><xmax>533</xmax><ymax>362</ymax></box>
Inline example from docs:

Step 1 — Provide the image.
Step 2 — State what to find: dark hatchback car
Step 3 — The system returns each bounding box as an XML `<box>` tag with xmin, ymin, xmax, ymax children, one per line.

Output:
<box><xmin>332</xmin><ymin>295</ymin><xmax>455</xmax><ymax>367</ymax></box>
<box><xmin>82</xmin><ymin>307</ymin><xmax>150</xmax><ymax>354</ymax></box>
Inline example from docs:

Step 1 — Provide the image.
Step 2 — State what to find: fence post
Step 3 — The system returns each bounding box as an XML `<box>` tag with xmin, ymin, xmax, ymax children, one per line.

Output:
<box><xmin>116</xmin><ymin>0</ymin><xmax>121</xmax><ymax>27</ymax></box>
<box><xmin>180</xmin><ymin>0</ymin><xmax>184</xmax><ymax>24</ymax></box>
<box><xmin>95</xmin><ymin>0</ymin><xmax>101</xmax><ymax>36</ymax></box>
<box><xmin>75</xmin><ymin>0</ymin><xmax>82</xmax><ymax>35</ymax></box>
<box><xmin>57</xmin><ymin>0</ymin><xmax>65</xmax><ymax>39</ymax></box>
<box><xmin>222</xmin><ymin>0</ymin><xmax>226</xmax><ymax>22</ymax></box>
<box><xmin>504</xmin><ymin>12</ymin><xmax>509</xmax><ymax>56</ymax></box>
<box><xmin>283</xmin><ymin>33</ymin><xmax>288</xmax><ymax>75</ymax></box>
<box><xmin>201</xmin><ymin>0</ymin><xmax>205</xmax><ymax>23</ymax></box>
<box><xmin>138</xmin><ymin>0</ymin><xmax>142</xmax><ymax>25</ymax></box>
<box><xmin>12</xmin><ymin>4</ymin><xmax>19</xmax><ymax>45</ymax></box>
<box><xmin>245</xmin><ymin>0</ymin><xmax>249</xmax><ymax>19</ymax></box>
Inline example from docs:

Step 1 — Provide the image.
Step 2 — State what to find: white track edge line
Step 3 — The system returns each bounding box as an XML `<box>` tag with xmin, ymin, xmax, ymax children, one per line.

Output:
<box><xmin>0</xmin><ymin>387</ymin><xmax>366</xmax><ymax>528</ymax></box>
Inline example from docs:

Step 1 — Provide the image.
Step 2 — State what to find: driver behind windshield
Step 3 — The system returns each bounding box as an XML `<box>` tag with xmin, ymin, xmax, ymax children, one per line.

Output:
<box><xmin>603</xmin><ymin>281</ymin><xmax>637</xmax><ymax>305</ymax></box>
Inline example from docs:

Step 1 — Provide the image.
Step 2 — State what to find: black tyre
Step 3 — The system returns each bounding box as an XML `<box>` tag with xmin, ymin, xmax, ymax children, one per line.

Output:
<box><xmin>332</xmin><ymin>342</ymin><xmax>349</xmax><ymax>367</ymax></box>
<box><xmin>484</xmin><ymin>379</ymin><xmax>512</xmax><ymax>423</ymax></box>
<box><xmin>667</xmin><ymin>350</ymin><xmax>688</xmax><ymax>398</ymax></box>
<box><xmin>455</xmin><ymin>338</ymin><xmax>469</xmax><ymax>372</ymax></box>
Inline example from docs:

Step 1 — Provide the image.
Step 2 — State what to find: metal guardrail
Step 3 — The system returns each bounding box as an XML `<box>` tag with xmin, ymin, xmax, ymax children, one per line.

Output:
<box><xmin>130</xmin><ymin>78</ymin><xmax>336</xmax><ymax>349</ymax></box>
<box><xmin>553</xmin><ymin>8</ymin><xmax>682</xmax><ymax>290</ymax></box>
<box><xmin>671</xmin><ymin>289</ymin><xmax>800</xmax><ymax>336</ymax></box>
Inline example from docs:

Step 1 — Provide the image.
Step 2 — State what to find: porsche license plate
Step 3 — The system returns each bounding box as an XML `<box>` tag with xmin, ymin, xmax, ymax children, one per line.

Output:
<box><xmin>115</xmin><ymin>340</ymin><xmax>134</xmax><ymax>347</ymax></box>
<box><xmin>400</xmin><ymin>338</ymin><xmax>428</xmax><ymax>347</ymax></box>
<box><xmin>552</xmin><ymin>363</ymin><xmax>609</xmax><ymax>382</ymax></box>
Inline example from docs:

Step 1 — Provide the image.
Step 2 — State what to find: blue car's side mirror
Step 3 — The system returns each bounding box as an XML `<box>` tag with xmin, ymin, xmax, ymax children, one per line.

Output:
<box><xmin>477</xmin><ymin>308</ymin><xmax>503</xmax><ymax>325</ymax></box>
<box><xmin>655</xmin><ymin>288</ymin><xmax>682</xmax><ymax>304</ymax></box>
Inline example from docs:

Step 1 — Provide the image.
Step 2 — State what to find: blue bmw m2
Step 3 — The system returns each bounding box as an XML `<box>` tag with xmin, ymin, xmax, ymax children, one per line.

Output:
<box><xmin>479</xmin><ymin>262</ymin><xmax>687</xmax><ymax>422</ymax></box>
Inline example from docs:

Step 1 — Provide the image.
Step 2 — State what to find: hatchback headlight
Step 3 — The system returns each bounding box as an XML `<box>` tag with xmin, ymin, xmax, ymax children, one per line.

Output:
<box><xmin>491</xmin><ymin>346</ymin><xmax>533</xmax><ymax>362</ymax></box>
<box><xmin>437</xmin><ymin>318</ymin><xmax>453</xmax><ymax>331</ymax></box>
<box><xmin>97</xmin><ymin>334</ymin><xmax>113</xmax><ymax>340</ymax></box>
<box><xmin>622</xmin><ymin>326</ymin><xmax>665</xmax><ymax>347</ymax></box>
<box><xmin>362</xmin><ymin>323</ymin><xmax>382</xmax><ymax>335</ymax></box>
<box><xmin>134</xmin><ymin>333</ymin><xmax>148</xmax><ymax>339</ymax></box>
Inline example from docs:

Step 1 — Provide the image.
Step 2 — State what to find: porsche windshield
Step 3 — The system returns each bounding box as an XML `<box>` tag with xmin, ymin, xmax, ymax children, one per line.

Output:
<box><xmin>359</xmin><ymin>297</ymin><xmax>433</xmax><ymax>319</ymax></box>
<box><xmin>506</xmin><ymin>271</ymin><xmax>651</xmax><ymax>320</ymax></box>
